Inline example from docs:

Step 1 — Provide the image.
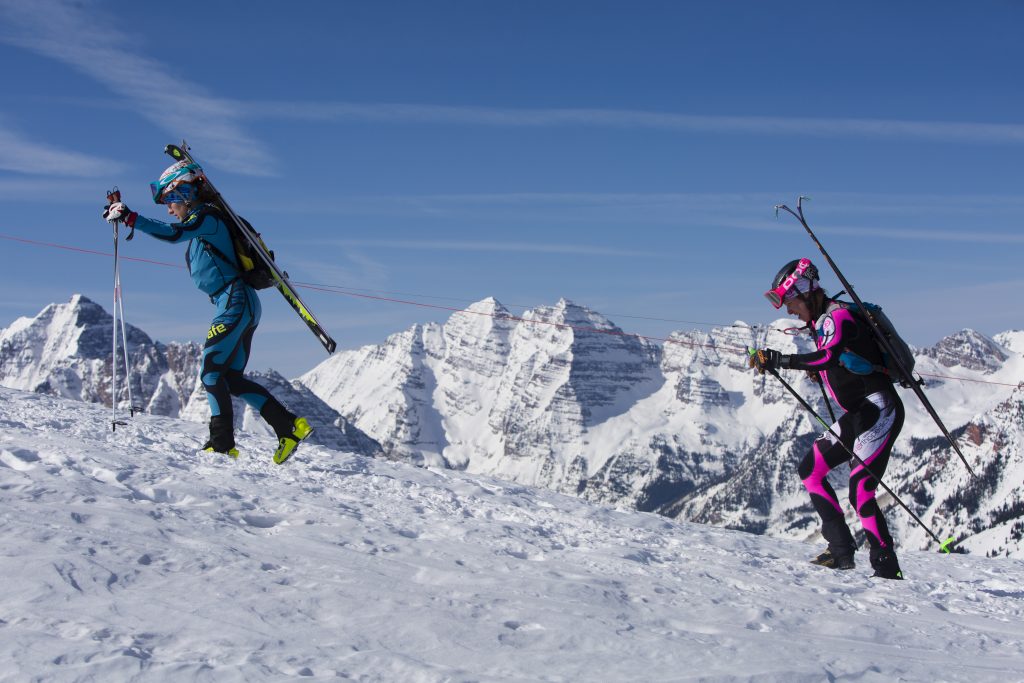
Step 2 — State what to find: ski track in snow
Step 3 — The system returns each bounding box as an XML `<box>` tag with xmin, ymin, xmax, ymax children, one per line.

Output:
<box><xmin>0</xmin><ymin>387</ymin><xmax>1022</xmax><ymax>682</ymax></box>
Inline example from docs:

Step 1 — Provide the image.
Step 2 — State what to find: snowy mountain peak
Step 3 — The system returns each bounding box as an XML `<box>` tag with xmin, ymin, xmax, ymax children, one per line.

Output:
<box><xmin>443</xmin><ymin>298</ymin><xmax>515</xmax><ymax>345</ymax></box>
<box><xmin>5</xmin><ymin>294</ymin><xmax>114</xmax><ymax>357</ymax></box>
<box><xmin>465</xmin><ymin>295</ymin><xmax>508</xmax><ymax>314</ymax></box>
<box><xmin>0</xmin><ymin>294</ymin><xmax>157</xmax><ymax>406</ymax></box>
<box><xmin>921</xmin><ymin>329</ymin><xmax>1008</xmax><ymax>372</ymax></box>
<box><xmin>994</xmin><ymin>329</ymin><xmax>1024</xmax><ymax>355</ymax></box>
<box><xmin>532</xmin><ymin>297</ymin><xmax>616</xmax><ymax>332</ymax></box>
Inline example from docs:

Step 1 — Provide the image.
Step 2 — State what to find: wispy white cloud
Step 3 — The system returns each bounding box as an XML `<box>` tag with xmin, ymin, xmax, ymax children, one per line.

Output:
<box><xmin>0</xmin><ymin>118</ymin><xmax>122</xmax><ymax>176</ymax></box>
<box><xmin>240</xmin><ymin>100</ymin><xmax>1024</xmax><ymax>145</ymax></box>
<box><xmin>0</xmin><ymin>0</ymin><xmax>271</xmax><ymax>176</ymax></box>
<box><xmin>716</xmin><ymin>218</ymin><xmax>1024</xmax><ymax>244</ymax></box>
<box><xmin>287</xmin><ymin>251</ymin><xmax>393</xmax><ymax>292</ymax></box>
<box><xmin>316</xmin><ymin>238</ymin><xmax>664</xmax><ymax>258</ymax></box>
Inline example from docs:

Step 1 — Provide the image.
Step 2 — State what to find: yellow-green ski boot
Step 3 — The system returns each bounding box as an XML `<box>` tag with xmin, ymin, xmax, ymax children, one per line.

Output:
<box><xmin>274</xmin><ymin>417</ymin><xmax>313</xmax><ymax>464</ymax></box>
<box><xmin>204</xmin><ymin>445</ymin><xmax>239</xmax><ymax>458</ymax></box>
<box><xmin>203</xmin><ymin>415</ymin><xmax>239</xmax><ymax>457</ymax></box>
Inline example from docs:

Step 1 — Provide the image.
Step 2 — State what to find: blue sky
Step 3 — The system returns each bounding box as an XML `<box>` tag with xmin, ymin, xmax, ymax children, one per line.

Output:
<box><xmin>1</xmin><ymin>0</ymin><xmax>1021</xmax><ymax>377</ymax></box>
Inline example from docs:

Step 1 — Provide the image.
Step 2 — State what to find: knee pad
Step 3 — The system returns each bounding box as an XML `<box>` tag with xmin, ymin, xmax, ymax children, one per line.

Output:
<box><xmin>202</xmin><ymin>370</ymin><xmax>223</xmax><ymax>390</ymax></box>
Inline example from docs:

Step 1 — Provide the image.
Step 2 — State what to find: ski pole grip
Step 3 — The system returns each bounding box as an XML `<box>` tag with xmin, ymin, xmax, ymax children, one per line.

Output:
<box><xmin>106</xmin><ymin>187</ymin><xmax>121</xmax><ymax>204</ymax></box>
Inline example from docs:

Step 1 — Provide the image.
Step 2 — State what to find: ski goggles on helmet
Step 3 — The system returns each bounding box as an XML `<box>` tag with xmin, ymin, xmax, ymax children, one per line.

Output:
<box><xmin>151</xmin><ymin>161</ymin><xmax>203</xmax><ymax>204</ymax></box>
<box><xmin>765</xmin><ymin>257</ymin><xmax>814</xmax><ymax>309</ymax></box>
<box><xmin>153</xmin><ymin>182</ymin><xmax>197</xmax><ymax>205</ymax></box>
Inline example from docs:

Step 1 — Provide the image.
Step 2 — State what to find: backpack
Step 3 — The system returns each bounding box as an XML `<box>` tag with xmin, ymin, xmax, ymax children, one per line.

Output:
<box><xmin>199</xmin><ymin>208</ymin><xmax>277</xmax><ymax>290</ymax></box>
<box><xmin>230</xmin><ymin>216</ymin><xmax>277</xmax><ymax>290</ymax></box>
<box><xmin>827</xmin><ymin>299</ymin><xmax>917</xmax><ymax>387</ymax></box>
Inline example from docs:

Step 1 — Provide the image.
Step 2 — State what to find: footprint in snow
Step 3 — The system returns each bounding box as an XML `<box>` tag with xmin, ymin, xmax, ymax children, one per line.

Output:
<box><xmin>242</xmin><ymin>513</ymin><xmax>285</xmax><ymax>529</ymax></box>
<box><xmin>0</xmin><ymin>448</ymin><xmax>40</xmax><ymax>471</ymax></box>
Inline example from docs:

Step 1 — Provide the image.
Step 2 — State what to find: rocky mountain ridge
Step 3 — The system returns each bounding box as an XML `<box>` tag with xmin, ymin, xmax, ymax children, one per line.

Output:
<box><xmin>299</xmin><ymin>297</ymin><xmax>1023</xmax><ymax>557</ymax></box>
<box><xmin>2</xmin><ymin>294</ymin><xmax>1020</xmax><ymax>556</ymax></box>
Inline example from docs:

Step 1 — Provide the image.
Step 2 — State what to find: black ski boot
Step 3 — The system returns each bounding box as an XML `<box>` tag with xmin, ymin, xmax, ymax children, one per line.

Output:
<box><xmin>202</xmin><ymin>415</ymin><xmax>238</xmax><ymax>457</ymax></box>
<box><xmin>870</xmin><ymin>551</ymin><xmax>904</xmax><ymax>580</ymax></box>
<box><xmin>259</xmin><ymin>399</ymin><xmax>297</xmax><ymax>439</ymax></box>
<box><xmin>810</xmin><ymin>548</ymin><xmax>855</xmax><ymax>570</ymax></box>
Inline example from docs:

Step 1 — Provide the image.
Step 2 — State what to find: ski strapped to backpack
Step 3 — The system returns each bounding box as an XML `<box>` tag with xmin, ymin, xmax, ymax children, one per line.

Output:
<box><xmin>164</xmin><ymin>141</ymin><xmax>337</xmax><ymax>353</ymax></box>
<box><xmin>776</xmin><ymin>196</ymin><xmax>976</xmax><ymax>479</ymax></box>
<box><xmin>827</xmin><ymin>298</ymin><xmax>916</xmax><ymax>386</ymax></box>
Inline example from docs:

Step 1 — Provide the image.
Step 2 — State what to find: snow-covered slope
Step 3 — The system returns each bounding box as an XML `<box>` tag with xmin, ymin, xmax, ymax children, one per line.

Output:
<box><xmin>1</xmin><ymin>386</ymin><xmax>1022</xmax><ymax>681</ymax></box>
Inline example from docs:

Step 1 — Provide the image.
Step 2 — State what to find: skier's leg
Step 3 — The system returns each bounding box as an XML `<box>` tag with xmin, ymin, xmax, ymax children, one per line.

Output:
<box><xmin>200</xmin><ymin>283</ymin><xmax>251</xmax><ymax>453</ymax></box>
<box><xmin>214</xmin><ymin>287</ymin><xmax>311</xmax><ymax>464</ymax></box>
<box><xmin>799</xmin><ymin>414</ymin><xmax>859</xmax><ymax>563</ymax></box>
<box><xmin>215</xmin><ymin>289</ymin><xmax>298</xmax><ymax>436</ymax></box>
<box><xmin>223</xmin><ymin>324</ymin><xmax>274</xmax><ymax>413</ymax></box>
<box><xmin>848</xmin><ymin>392</ymin><xmax>905</xmax><ymax>578</ymax></box>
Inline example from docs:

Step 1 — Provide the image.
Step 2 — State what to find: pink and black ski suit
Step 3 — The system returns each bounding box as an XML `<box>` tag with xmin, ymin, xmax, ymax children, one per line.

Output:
<box><xmin>780</xmin><ymin>302</ymin><xmax>905</xmax><ymax>561</ymax></box>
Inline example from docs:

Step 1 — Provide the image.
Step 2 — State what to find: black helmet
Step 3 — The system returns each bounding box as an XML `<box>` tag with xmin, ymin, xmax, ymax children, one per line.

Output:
<box><xmin>765</xmin><ymin>258</ymin><xmax>819</xmax><ymax>309</ymax></box>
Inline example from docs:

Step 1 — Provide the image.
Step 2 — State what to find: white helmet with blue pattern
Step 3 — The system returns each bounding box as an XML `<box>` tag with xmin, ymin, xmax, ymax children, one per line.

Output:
<box><xmin>151</xmin><ymin>160</ymin><xmax>204</xmax><ymax>204</ymax></box>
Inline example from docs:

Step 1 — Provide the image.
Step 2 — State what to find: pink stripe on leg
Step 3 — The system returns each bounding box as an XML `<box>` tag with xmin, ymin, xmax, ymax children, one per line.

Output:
<box><xmin>802</xmin><ymin>442</ymin><xmax>843</xmax><ymax>514</ymax></box>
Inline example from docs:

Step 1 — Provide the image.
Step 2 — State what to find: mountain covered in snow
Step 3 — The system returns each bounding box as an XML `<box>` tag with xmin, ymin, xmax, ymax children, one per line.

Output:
<box><xmin>0</xmin><ymin>295</ymin><xmax>382</xmax><ymax>458</ymax></box>
<box><xmin>2</xmin><ymin>295</ymin><xmax>1021</xmax><ymax>558</ymax></box>
<box><xmin>1</xmin><ymin>386</ymin><xmax>1023</xmax><ymax>681</ymax></box>
<box><xmin>298</xmin><ymin>297</ymin><xmax>1024</xmax><ymax>558</ymax></box>
<box><xmin>0</xmin><ymin>293</ymin><xmax>202</xmax><ymax>418</ymax></box>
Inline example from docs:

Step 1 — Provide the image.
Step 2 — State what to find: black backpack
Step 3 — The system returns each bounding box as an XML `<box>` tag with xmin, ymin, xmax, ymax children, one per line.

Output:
<box><xmin>229</xmin><ymin>216</ymin><xmax>277</xmax><ymax>290</ymax></box>
<box><xmin>199</xmin><ymin>208</ymin><xmax>277</xmax><ymax>290</ymax></box>
<box><xmin>828</xmin><ymin>299</ymin><xmax>916</xmax><ymax>387</ymax></box>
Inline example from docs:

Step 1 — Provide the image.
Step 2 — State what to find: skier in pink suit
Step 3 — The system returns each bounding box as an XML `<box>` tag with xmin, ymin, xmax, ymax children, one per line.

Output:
<box><xmin>749</xmin><ymin>258</ymin><xmax>905</xmax><ymax>580</ymax></box>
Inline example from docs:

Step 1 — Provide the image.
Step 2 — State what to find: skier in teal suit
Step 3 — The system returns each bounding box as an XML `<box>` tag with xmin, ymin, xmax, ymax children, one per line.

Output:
<box><xmin>103</xmin><ymin>160</ymin><xmax>312</xmax><ymax>464</ymax></box>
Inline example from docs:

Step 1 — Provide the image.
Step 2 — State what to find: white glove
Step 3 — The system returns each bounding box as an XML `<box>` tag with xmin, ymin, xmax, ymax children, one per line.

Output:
<box><xmin>103</xmin><ymin>201</ymin><xmax>134</xmax><ymax>224</ymax></box>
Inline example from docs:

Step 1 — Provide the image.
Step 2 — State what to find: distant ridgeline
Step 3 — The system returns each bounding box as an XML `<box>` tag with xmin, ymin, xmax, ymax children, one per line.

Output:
<box><xmin>2</xmin><ymin>294</ymin><xmax>1022</xmax><ymax>557</ymax></box>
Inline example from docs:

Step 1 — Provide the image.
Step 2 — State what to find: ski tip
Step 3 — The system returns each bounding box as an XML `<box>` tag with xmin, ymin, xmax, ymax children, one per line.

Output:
<box><xmin>939</xmin><ymin>536</ymin><xmax>957</xmax><ymax>554</ymax></box>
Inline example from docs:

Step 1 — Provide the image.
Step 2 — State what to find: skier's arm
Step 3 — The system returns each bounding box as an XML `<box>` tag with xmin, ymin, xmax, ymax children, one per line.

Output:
<box><xmin>781</xmin><ymin>309</ymin><xmax>857</xmax><ymax>371</ymax></box>
<box><xmin>132</xmin><ymin>207</ymin><xmax>223</xmax><ymax>244</ymax></box>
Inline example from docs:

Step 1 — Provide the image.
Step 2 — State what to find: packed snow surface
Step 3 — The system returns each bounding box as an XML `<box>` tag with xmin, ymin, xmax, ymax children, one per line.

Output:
<box><xmin>1</xmin><ymin>387</ymin><xmax>1022</xmax><ymax>682</ymax></box>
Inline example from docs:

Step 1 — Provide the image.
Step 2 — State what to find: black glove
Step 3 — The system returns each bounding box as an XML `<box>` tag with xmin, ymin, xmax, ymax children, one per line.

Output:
<box><xmin>103</xmin><ymin>201</ymin><xmax>137</xmax><ymax>226</ymax></box>
<box><xmin>748</xmin><ymin>348</ymin><xmax>782</xmax><ymax>375</ymax></box>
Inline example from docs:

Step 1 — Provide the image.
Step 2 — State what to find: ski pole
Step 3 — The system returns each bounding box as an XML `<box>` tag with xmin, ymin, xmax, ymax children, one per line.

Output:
<box><xmin>761</xmin><ymin>361</ymin><xmax>956</xmax><ymax>553</ymax></box>
<box><xmin>111</xmin><ymin>218</ymin><xmax>121</xmax><ymax>431</ymax></box>
<box><xmin>107</xmin><ymin>186</ymin><xmax>134</xmax><ymax>432</ymax></box>
<box><xmin>776</xmin><ymin>197</ymin><xmax>976</xmax><ymax>479</ymax></box>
